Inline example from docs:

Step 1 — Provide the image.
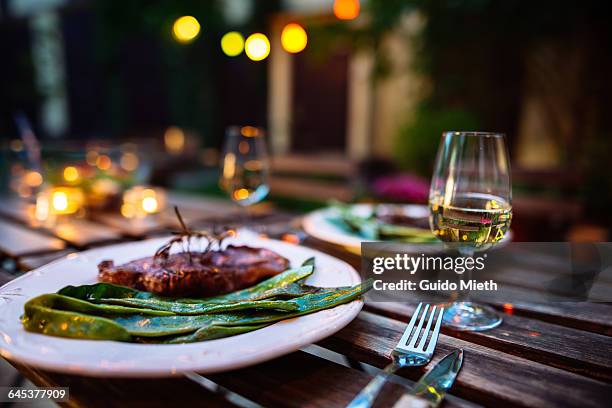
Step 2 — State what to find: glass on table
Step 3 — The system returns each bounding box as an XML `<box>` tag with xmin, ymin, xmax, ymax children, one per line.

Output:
<box><xmin>429</xmin><ymin>131</ymin><xmax>512</xmax><ymax>331</ymax></box>
<box><xmin>219</xmin><ymin>126</ymin><xmax>270</xmax><ymax>226</ymax></box>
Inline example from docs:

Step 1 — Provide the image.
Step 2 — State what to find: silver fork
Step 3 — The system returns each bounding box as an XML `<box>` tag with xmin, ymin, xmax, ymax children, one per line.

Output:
<box><xmin>346</xmin><ymin>303</ymin><xmax>444</xmax><ymax>408</ymax></box>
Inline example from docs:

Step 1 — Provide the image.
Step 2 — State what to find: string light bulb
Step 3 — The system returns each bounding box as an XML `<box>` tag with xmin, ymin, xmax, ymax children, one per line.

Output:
<box><xmin>333</xmin><ymin>0</ymin><xmax>360</xmax><ymax>21</ymax></box>
<box><xmin>281</xmin><ymin>23</ymin><xmax>307</xmax><ymax>54</ymax></box>
<box><xmin>245</xmin><ymin>33</ymin><xmax>270</xmax><ymax>61</ymax></box>
<box><xmin>172</xmin><ymin>16</ymin><xmax>201</xmax><ymax>44</ymax></box>
<box><xmin>221</xmin><ymin>31</ymin><xmax>244</xmax><ymax>56</ymax></box>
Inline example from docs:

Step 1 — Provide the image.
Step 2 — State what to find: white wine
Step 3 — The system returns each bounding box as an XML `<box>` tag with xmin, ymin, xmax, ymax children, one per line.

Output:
<box><xmin>220</xmin><ymin>159</ymin><xmax>269</xmax><ymax>206</ymax></box>
<box><xmin>429</xmin><ymin>193</ymin><xmax>512</xmax><ymax>248</ymax></box>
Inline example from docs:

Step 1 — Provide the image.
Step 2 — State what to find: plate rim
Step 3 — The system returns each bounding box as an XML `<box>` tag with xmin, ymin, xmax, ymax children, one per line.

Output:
<box><xmin>302</xmin><ymin>203</ymin><xmax>430</xmax><ymax>253</ymax></box>
<box><xmin>0</xmin><ymin>235</ymin><xmax>362</xmax><ymax>377</ymax></box>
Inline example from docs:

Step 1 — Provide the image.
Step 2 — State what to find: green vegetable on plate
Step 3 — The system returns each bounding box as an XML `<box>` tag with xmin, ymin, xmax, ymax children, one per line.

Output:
<box><xmin>21</xmin><ymin>257</ymin><xmax>371</xmax><ymax>344</ymax></box>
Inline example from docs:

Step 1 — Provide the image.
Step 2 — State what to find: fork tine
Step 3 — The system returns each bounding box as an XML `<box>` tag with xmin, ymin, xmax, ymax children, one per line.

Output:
<box><xmin>425</xmin><ymin>307</ymin><xmax>445</xmax><ymax>354</ymax></box>
<box><xmin>396</xmin><ymin>302</ymin><xmax>422</xmax><ymax>348</ymax></box>
<box><xmin>407</xmin><ymin>304</ymin><xmax>430</xmax><ymax>348</ymax></box>
<box><xmin>416</xmin><ymin>305</ymin><xmax>437</xmax><ymax>350</ymax></box>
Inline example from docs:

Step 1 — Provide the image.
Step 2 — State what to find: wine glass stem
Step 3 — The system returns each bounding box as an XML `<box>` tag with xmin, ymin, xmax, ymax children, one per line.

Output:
<box><xmin>457</xmin><ymin>246</ymin><xmax>475</xmax><ymax>302</ymax></box>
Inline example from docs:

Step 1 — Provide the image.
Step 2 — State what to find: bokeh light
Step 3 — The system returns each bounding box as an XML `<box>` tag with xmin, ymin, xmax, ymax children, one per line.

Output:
<box><xmin>245</xmin><ymin>33</ymin><xmax>270</xmax><ymax>61</ymax></box>
<box><xmin>281</xmin><ymin>23</ymin><xmax>307</xmax><ymax>54</ymax></box>
<box><xmin>333</xmin><ymin>0</ymin><xmax>360</xmax><ymax>21</ymax></box>
<box><xmin>172</xmin><ymin>16</ymin><xmax>201</xmax><ymax>44</ymax></box>
<box><xmin>96</xmin><ymin>155</ymin><xmax>112</xmax><ymax>171</ymax></box>
<box><xmin>221</xmin><ymin>31</ymin><xmax>244</xmax><ymax>57</ymax></box>
<box><xmin>120</xmin><ymin>152</ymin><xmax>139</xmax><ymax>172</ymax></box>
<box><xmin>24</xmin><ymin>170</ymin><xmax>43</xmax><ymax>187</ymax></box>
<box><xmin>164</xmin><ymin>126</ymin><xmax>185</xmax><ymax>154</ymax></box>
<box><xmin>63</xmin><ymin>166</ymin><xmax>80</xmax><ymax>183</ymax></box>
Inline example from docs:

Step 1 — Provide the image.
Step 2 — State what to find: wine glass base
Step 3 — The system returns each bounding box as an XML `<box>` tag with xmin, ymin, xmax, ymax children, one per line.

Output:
<box><xmin>441</xmin><ymin>302</ymin><xmax>502</xmax><ymax>331</ymax></box>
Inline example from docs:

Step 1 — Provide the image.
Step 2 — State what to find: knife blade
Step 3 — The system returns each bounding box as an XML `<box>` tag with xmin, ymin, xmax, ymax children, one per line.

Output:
<box><xmin>393</xmin><ymin>349</ymin><xmax>463</xmax><ymax>408</ymax></box>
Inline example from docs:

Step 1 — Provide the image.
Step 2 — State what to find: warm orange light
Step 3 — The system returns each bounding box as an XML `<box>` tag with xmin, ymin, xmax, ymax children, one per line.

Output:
<box><xmin>63</xmin><ymin>166</ymin><xmax>80</xmax><ymax>183</ymax></box>
<box><xmin>240</xmin><ymin>126</ymin><xmax>260</xmax><ymax>137</ymax></box>
<box><xmin>503</xmin><ymin>303</ymin><xmax>514</xmax><ymax>314</ymax></box>
<box><xmin>172</xmin><ymin>16</ymin><xmax>201</xmax><ymax>44</ymax></box>
<box><xmin>96</xmin><ymin>155</ymin><xmax>112</xmax><ymax>171</ymax></box>
<box><xmin>142</xmin><ymin>196</ymin><xmax>159</xmax><ymax>213</ymax></box>
<box><xmin>238</xmin><ymin>141</ymin><xmax>250</xmax><ymax>154</ymax></box>
<box><xmin>120</xmin><ymin>152</ymin><xmax>139</xmax><ymax>171</ymax></box>
<box><xmin>333</xmin><ymin>0</ymin><xmax>360</xmax><ymax>20</ymax></box>
<box><xmin>282</xmin><ymin>233</ymin><xmax>300</xmax><ymax>245</ymax></box>
<box><xmin>281</xmin><ymin>23</ymin><xmax>307</xmax><ymax>54</ymax></box>
<box><xmin>122</xmin><ymin>186</ymin><xmax>166</xmax><ymax>219</ymax></box>
<box><xmin>50</xmin><ymin>187</ymin><xmax>84</xmax><ymax>215</ymax></box>
<box><xmin>233</xmin><ymin>188</ymin><xmax>250</xmax><ymax>201</ymax></box>
<box><xmin>24</xmin><ymin>171</ymin><xmax>43</xmax><ymax>187</ymax></box>
<box><xmin>164</xmin><ymin>126</ymin><xmax>185</xmax><ymax>154</ymax></box>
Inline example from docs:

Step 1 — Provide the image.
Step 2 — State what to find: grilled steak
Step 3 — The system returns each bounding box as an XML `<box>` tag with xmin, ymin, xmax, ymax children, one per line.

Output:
<box><xmin>98</xmin><ymin>245</ymin><xmax>290</xmax><ymax>297</ymax></box>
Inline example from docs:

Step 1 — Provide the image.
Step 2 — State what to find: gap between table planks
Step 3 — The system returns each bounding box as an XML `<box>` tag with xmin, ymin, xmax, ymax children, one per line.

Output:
<box><xmin>10</xmin><ymin>362</ymin><xmax>237</xmax><ymax>408</ymax></box>
<box><xmin>365</xmin><ymin>301</ymin><xmax>612</xmax><ymax>382</ymax></box>
<box><xmin>317</xmin><ymin>311</ymin><xmax>612</xmax><ymax>408</ymax></box>
<box><xmin>303</xmin><ymin>235</ymin><xmax>612</xmax><ymax>336</ymax></box>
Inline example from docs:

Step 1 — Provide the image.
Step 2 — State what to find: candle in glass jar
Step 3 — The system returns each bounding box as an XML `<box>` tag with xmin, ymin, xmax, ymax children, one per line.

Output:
<box><xmin>34</xmin><ymin>186</ymin><xmax>85</xmax><ymax>221</ymax></box>
<box><xmin>121</xmin><ymin>186</ymin><xmax>166</xmax><ymax>219</ymax></box>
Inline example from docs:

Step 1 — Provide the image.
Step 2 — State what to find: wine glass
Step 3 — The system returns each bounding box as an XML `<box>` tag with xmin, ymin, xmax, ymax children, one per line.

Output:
<box><xmin>219</xmin><ymin>126</ymin><xmax>270</xmax><ymax>220</ymax></box>
<box><xmin>429</xmin><ymin>131</ymin><xmax>512</xmax><ymax>331</ymax></box>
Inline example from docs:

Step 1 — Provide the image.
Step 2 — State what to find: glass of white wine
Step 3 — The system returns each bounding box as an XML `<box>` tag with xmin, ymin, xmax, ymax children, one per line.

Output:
<box><xmin>220</xmin><ymin>126</ymin><xmax>270</xmax><ymax>217</ymax></box>
<box><xmin>429</xmin><ymin>131</ymin><xmax>512</xmax><ymax>331</ymax></box>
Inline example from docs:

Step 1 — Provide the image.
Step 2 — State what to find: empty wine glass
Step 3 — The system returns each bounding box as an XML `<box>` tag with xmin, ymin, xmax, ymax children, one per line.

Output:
<box><xmin>219</xmin><ymin>126</ymin><xmax>270</xmax><ymax>221</ymax></box>
<box><xmin>429</xmin><ymin>131</ymin><xmax>512</xmax><ymax>331</ymax></box>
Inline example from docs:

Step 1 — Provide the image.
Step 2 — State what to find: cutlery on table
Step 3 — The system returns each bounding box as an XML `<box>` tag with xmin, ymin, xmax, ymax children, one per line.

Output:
<box><xmin>346</xmin><ymin>303</ymin><xmax>444</xmax><ymax>408</ymax></box>
<box><xmin>392</xmin><ymin>349</ymin><xmax>464</xmax><ymax>408</ymax></box>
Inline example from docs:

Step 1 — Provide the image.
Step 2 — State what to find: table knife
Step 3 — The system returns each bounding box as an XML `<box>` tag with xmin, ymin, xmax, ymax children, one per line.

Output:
<box><xmin>393</xmin><ymin>349</ymin><xmax>463</xmax><ymax>408</ymax></box>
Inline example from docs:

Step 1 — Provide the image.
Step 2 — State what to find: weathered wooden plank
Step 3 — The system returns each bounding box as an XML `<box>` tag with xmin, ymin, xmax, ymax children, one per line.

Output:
<box><xmin>0</xmin><ymin>219</ymin><xmax>65</xmax><ymax>257</ymax></box>
<box><xmin>366</xmin><ymin>301</ymin><xmax>612</xmax><ymax>382</ymax></box>
<box><xmin>487</xmin><ymin>265</ymin><xmax>612</xmax><ymax>302</ymax></box>
<box><xmin>319</xmin><ymin>311</ymin><xmax>612</xmax><ymax>408</ymax></box>
<box><xmin>471</xmin><ymin>282</ymin><xmax>612</xmax><ymax>336</ymax></box>
<box><xmin>92</xmin><ymin>213</ymin><xmax>167</xmax><ymax>238</ymax></box>
<box><xmin>208</xmin><ymin>350</ymin><xmax>478</xmax><ymax>408</ymax></box>
<box><xmin>304</xmin><ymin>237</ymin><xmax>612</xmax><ymax>336</ymax></box>
<box><xmin>163</xmin><ymin>193</ymin><xmax>240</xmax><ymax>226</ymax></box>
<box><xmin>10</xmin><ymin>362</ymin><xmax>236</xmax><ymax>408</ymax></box>
<box><xmin>489</xmin><ymin>299</ymin><xmax>612</xmax><ymax>336</ymax></box>
<box><xmin>0</xmin><ymin>197</ymin><xmax>122</xmax><ymax>248</ymax></box>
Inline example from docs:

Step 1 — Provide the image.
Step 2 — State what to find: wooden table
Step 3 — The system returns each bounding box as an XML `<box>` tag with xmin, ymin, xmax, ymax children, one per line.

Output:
<box><xmin>0</xmin><ymin>193</ymin><xmax>611</xmax><ymax>408</ymax></box>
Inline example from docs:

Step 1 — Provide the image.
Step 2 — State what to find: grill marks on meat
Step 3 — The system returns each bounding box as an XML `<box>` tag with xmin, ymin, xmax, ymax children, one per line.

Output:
<box><xmin>98</xmin><ymin>245</ymin><xmax>290</xmax><ymax>297</ymax></box>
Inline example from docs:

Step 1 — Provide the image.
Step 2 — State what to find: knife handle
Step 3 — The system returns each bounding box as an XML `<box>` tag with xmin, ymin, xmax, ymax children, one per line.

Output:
<box><xmin>346</xmin><ymin>360</ymin><xmax>401</xmax><ymax>408</ymax></box>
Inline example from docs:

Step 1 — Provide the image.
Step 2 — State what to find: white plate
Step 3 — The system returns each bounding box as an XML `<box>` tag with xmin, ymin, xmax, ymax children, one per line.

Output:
<box><xmin>0</xmin><ymin>231</ymin><xmax>362</xmax><ymax>377</ymax></box>
<box><xmin>303</xmin><ymin>204</ymin><xmax>512</xmax><ymax>254</ymax></box>
<box><xmin>302</xmin><ymin>204</ymin><xmax>430</xmax><ymax>254</ymax></box>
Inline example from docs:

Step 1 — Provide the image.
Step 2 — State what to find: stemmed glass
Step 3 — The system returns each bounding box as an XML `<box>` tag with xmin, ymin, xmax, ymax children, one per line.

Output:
<box><xmin>219</xmin><ymin>126</ymin><xmax>270</xmax><ymax>223</ymax></box>
<box><xmin>429</xmin><ymin>131</ymin><xmax>512</xmax><ymax>331</ymax></box>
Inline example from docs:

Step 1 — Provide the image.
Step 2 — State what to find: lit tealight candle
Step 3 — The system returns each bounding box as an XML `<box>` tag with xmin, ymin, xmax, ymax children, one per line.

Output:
<box><xmin>122</xmin><ymin>186</ymin><xmax>166</xmax><ymax>219</ymax></box>
<box><xmin>50</xmin><ymin>187</ymin><xmax>85</xmax><ymax>215</ymax></box>
<box><xmin>34</xmin><ymin>186</ymin><xmax>84</xmax><ymax>221</ymax></box>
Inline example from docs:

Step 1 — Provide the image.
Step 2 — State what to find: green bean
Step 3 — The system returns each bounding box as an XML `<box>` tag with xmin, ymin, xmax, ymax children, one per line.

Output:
<box><xmin>98</xmin><ymin>298</ymin><xmax>301</xmax><ymax>315</ymax></box>
<box><xmin>22</xmin><ymin>294</ymin><xmax>135</xmax><ymax>341</ymax></box>
<box><xmin>21</xmin><ymin>252</ymin><xmax>372</xmax><ymax>344</ymax></box>
<box><xmin>112</xmin><ymin>280</ymin><xmax>371</xmax><ymax>339</ymax></box>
